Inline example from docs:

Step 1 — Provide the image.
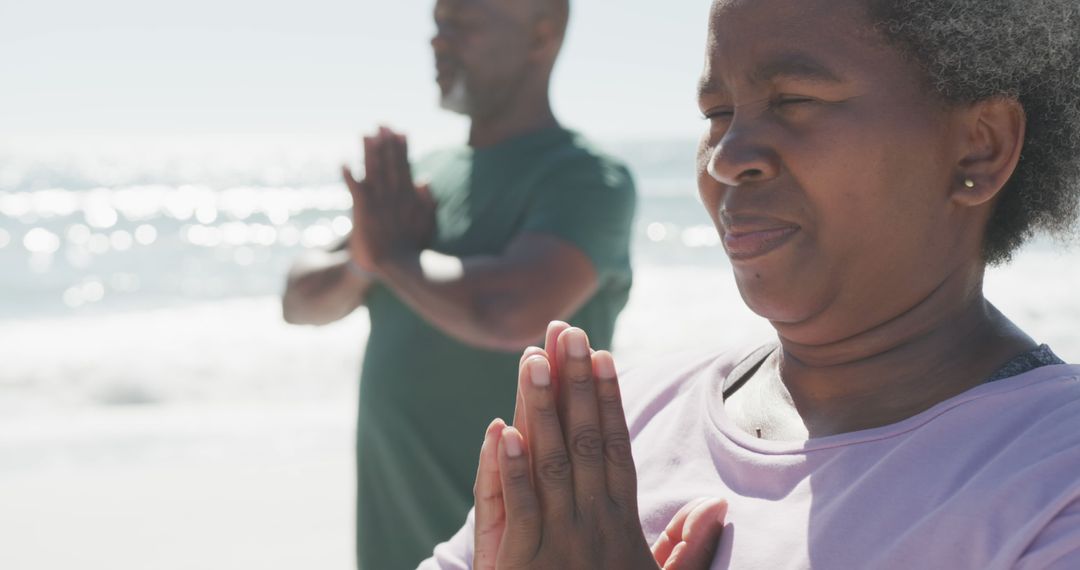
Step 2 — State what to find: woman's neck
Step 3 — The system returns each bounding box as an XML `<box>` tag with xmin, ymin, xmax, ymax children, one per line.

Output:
<box><xmin>767</xmin><ymin>271</ymin><xmax>1035</xmax><ymax>438</ymax></box>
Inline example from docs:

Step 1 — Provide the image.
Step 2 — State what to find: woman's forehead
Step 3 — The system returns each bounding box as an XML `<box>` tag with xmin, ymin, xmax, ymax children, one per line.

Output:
<box><xmin>702</xmin><ymin>0</ymin><xmax>889</xmax><ymax>89</ymax></box>
<box><xmin>709</xmin><ymin>0</ymin><xmax>867</xmax><ymax>23</ymax></box>
<box><xmin>707</xmin><ymin>0</ymin><xmax>874</xmax><ymax>51</ymax></box>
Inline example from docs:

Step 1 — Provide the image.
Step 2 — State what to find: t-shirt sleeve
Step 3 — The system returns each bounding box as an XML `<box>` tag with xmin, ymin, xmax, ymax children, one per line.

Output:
<box><xmin>1015</xmin><ymin>499</ymin><xmax>1080</xmax><ymax>569</ymax></box>
<box><xmin>417</xmin><ymin>508</ymin><xmax>476</xmax><ymax>570</ymax></box>
<box><xmin>518</xmin><ymin>154</ymin><xmax>636</xmax><ymax>277</ymax></box>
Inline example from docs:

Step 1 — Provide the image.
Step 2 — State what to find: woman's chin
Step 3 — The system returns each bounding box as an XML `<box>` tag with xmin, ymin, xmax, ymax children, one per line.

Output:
<box><xmin>734</xmin><ymin>268</ymin><xmax>805</xmax><ymax>316</ymax></box>
<box><xmin>738</xmin><ymin>289</ymin><xmax>809</xmax><ymax>327</ymax></box>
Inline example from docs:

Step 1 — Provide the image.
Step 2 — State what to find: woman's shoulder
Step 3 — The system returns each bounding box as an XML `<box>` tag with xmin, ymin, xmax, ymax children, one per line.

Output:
<box><xmin>977</xmin><ymin>362</ymin><xmax>1080</xmax><ymax>411</ymax></box>
<box><xmin>985</xmin><ymin>363</ymin><xmax>1080</xmax><ymax>436</ymax></box>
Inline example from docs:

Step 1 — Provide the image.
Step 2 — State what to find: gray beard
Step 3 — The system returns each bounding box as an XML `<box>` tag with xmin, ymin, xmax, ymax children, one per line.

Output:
<box><xmin>439</xmin><ymin>75</ymin><xmax>471</xmax><ymax>115</ymax></box>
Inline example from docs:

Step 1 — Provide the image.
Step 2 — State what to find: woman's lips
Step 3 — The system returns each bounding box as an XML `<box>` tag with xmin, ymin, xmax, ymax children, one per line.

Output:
<box><xmin>723</xmin><ymin>226</ymin><xmax>800</xmax><ymax>261</ymax></box>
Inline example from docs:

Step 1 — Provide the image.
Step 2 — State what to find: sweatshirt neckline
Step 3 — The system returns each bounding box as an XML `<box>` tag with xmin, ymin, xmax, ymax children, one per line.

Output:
<box><xmin>704</xmin><ymin>354</ymin><xmax>1077</xmax><ymax>455</ymax></box>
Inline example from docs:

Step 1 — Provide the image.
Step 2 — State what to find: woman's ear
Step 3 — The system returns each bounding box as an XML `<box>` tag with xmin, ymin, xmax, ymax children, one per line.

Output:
<box><xmin>952</xmin><ymin>97</ymin><xmax>1026</xmax><ymax>207</ymax></box>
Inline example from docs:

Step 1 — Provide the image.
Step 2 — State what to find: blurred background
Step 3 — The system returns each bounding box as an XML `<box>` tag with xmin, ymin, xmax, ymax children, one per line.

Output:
<box><xmin>2</xmin><ymin>1</ymin><xmax>1077</xmax><ymax>568</ymax></box>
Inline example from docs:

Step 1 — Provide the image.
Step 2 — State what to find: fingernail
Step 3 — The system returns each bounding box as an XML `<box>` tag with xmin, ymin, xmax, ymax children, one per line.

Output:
<box><xmin>716</xmin><ymin>499</ymin><xmax>729</xmax><ymax>523</ymax></box>
<box><xmin>503</xmin><ymin>428</ymin><xmax>523</xmax><ymax>457</ymax></box>
<box><xmin>594</xmin><ymin>351</ymin><xmax>616</xmax><ymax>379</ymax></box>
<box><xmin>566</xmin><ymin>328</ymin><xmax>589</xmax><ymax>359</ymax></box>
<box><xmin>547</xmin><ymin>320</ymin><xmax>567</xmax><ymax>336</ymax></box>
<box><xmin>527</xmin><ymin>357</ymin><xmax>550</xmax><ymax>387</ymax></box>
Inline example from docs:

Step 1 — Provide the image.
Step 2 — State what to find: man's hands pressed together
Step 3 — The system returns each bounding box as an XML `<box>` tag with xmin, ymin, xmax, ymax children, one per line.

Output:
<box><xmin>343</xmin><ymin>126</ymin><xmax>437</xmax><ymax>274</ymax></box>
<box><xmin>472</xmin><ymin>321</ymin><xmax>728</xmax><ymax>570</ymax></box>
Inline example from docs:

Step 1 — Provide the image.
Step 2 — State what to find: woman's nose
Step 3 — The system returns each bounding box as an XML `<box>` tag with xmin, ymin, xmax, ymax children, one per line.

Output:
<box><xmin>705</xmin><ymin>122</ymin><xmax>781</xmax><ymax>186</ymax></box>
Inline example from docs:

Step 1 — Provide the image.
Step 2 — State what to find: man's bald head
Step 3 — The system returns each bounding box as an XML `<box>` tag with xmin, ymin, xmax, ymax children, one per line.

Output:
<box><xmin>432</xmin><ymin>0</ymin><xmax>568</xmax><ymax>119</ymax></box>
<box><xmin>489</xmin><ymin>0</ymin><xmax>569</xmax><ymax>43</ymax></box>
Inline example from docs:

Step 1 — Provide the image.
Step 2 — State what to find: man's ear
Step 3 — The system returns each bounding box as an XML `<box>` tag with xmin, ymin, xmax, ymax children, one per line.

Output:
<box><xmin>952</xmin><ymin>97</ymin><xmax>1026</xmax><ymax>207</ymax></box>
<box><xmin>529</xmin><ymin>17</ymin><xmax>562</xmax><ymax>64</ymax></box>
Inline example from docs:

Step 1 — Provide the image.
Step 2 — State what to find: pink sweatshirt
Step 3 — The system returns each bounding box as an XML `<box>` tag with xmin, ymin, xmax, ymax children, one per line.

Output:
<box><xmin>420</xmin><ymin>347</ymin><xmax>1080</xmax><ymax>569</ymax></box>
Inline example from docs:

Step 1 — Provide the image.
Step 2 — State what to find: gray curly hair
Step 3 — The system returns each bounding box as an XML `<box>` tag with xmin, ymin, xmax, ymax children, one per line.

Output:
<box><xmin>867</xmin><ymin>0</ymin><xmax>1080</xmax><ymax>264</ymax></box>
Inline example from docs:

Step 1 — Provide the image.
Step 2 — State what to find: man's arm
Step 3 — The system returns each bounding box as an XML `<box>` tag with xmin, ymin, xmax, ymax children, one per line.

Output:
<box><xmin>339</xmin><ymin>126</ymin><xmax>631</xmax><ymax>351</ymax></box>
<box><xmin>281</xmin><ymin>238</ymin><xmax>374</xmax><ymax>326</ymax></box>
<box><xmin>372</xmin><ymin>232</ymin><xmax>599</xmax><ymax>352</ymax></box>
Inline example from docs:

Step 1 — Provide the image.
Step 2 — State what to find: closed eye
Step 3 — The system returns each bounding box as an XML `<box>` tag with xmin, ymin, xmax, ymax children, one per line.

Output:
<box><xmin>701</xmin><ymin>107</ymin><xmax>734</xmax><ymax>121</ymax></box>
<box><xmin>772</xmin><ymin>95</ymin><xmax>818</xmax><ymax>108</ymax></box>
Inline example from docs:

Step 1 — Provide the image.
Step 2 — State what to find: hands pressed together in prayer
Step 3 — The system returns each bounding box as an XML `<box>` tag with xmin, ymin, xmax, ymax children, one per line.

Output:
<box><xmin>343</xmin><ymin>126</ymin><xmax>436</xmax><ymax>273</ymax></box>
<box><xmin>472</xmin><ymin>321</ymin><xmax>728</xmax><ymax>570</ymax></box>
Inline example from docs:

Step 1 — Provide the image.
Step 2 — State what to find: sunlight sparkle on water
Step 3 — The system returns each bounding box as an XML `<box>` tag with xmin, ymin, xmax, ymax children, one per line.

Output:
<box><xmin>647</xmin><ymin>222</ymin><xmax>669</xmax><ymax>242</ymax></box>
<box><xmin>134</xmin><ymin>224</ymin><xmax>158</xmax><ymax>245</ymax></box>
<box><xmin>62</xmin><ymin>279</ymin><xmax>107</xmax><ymax>308</ymax></box>
<box><xmin>31</xmin><ymin>189</ymin><xmax>79</xmax><ymax>218</ymax></box>
<box><xmin>85</xmin><ymin>204</ymin><xmax>119</xmax><ymax>229</ymax></box>
<box><xmin>195</xmin><ymin>205</ymin><xmax>219</xmax><ymax>225</ymax></box>
<box><xmin>301</xmin><ymin>224</ymin><xmax>335</xmax><ymax>248</ymax></box>
<box><xmin>277</xmin><ymin>226</ymin><xmax>301</xmax><ymax>247</ymax></box>
<box><xmin>332</xmin><ymin>215</ymin><xmax>352</xmax><ymax>236</ymax></box>
<box><xmin>66</xmin><ymin>224</ymin><xmax>91</xmax><ymax>245</ymax></box>
<box><xmin>110</xmin><ymin>230</ymin><xmax>134</xmax><ymax>251</ymax></box>
<box><xmin>23</xmin><ymin>228</ymin><xmax>61</xmax><ymax>254</ymax></box>
<box><xmin>88</xmin><ymin>234</ymin><xmax>111</xmax><ymax>255</ymax></box>
<box><xmin>0</xmin><ymin>192</ymin><xmax>32</xmax><ymax>218</ymax></box>
<box><xmin>184</xmin><ymin>225</ymin><xmax>224</xmax><ymax>248</ymax></box>
<box><xmin>681</xmin><ymin>225</ymin><xmax>721</xmax><ymax>248</ymax></box>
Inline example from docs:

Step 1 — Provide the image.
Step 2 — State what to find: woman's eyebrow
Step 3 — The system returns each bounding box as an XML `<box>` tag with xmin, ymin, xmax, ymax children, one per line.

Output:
<box><xmin>698</xmin><ymin>52</ymin><xmax>845</xmax><ymax>99</ymax></box>
<box><xmin>750</xmin><ymin>53</ymin><xmax>844</xmax><ymax>84</ymax></box>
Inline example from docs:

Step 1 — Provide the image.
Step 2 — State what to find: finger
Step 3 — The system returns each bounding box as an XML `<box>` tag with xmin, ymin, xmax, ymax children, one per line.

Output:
<box><xmin>363</xmin><ymin>136</ymin><xmax>382</xmax><ymax>195</ymax></box>
<box><xmin>592</xmin><ymin>350</ymin><xmax>639</xmax><ymax>507</ymax></box>
<box><xmin>497</xmin><ymin>426</ymin><xmax>541</xmax><ymax>565</ymax></box>
<box><xmin>379</xmin><ymin>127</ymin><xmax>401</xmax><ymax>194</ymax></box>
<box><xmin>515</xmin><ymin>324</ymin><xmax>567</xmax><ymax>451</ymax></box>
<box><xmin>473</xmin><ymin>418</ymin><xmax>508</xmax><ymax>570</ymax></box>
<box><xmin>342</xmin><ymin>165</ymin><xmax>360</xmax><ymax>196</ymax></box>
<box><xmin>544</xmin><ymin>320</ymin><xmax>571</xmax><ymax>382</ymax></box>
<box><xmin>652</xmin><ymin>498</ymin><xmax>710</xmax><ymax>565</ymax></box>
<box><xmin>416</xmin><ymin>182</ymin><xmax>435</xmax><ymax>208</ymax></box>
<box><xmin>652</xmin><ymin>498</ymin><xmax>711</xmax><ymax>564</ymax></box>
<box><xmin>664</xmin><ymin>543</ymin><xmax>689</xmax><ymax>570</ymax></box>
<box><xmin>557</xmin><ymin>327</ymin><xmax>607</xmax><ymax>502</ymax></box>
<box><xmin>513</xmin><ymin>346</ymin><xmax>547</xmax><ymax>443</ymax></box>
<box><xmin>343</xmin><ymin>166</ymin><xmax>365</xmax><ymax>225</ymax></box>
<box><xmin>518</xmin><ymin>346</ymin><xmax>547</xmax><ymax>367</ymax></box>
<box><xmin>397</xmin><ymin>132</ymin><xmax>412</xmax><ymax>187</ymax></box>
<box><xmin>664</xmin><ymin>499</ymin><xmax>728</xmax><ymax>570</ymax></box>
<box><xmin>520</xmin><ymin>354</ymin><xmax>575</xmax><ymax>517</ymax></box>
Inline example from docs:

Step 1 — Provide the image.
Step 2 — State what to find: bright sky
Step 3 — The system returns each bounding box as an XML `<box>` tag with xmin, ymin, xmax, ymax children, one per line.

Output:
<box><xmin>2</xmin><ymin>0</ymin><xmax>714</xmax><ymax>149</ymax></box>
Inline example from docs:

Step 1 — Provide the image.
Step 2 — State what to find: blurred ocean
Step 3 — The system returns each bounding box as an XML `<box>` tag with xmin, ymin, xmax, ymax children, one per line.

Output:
<box><xmin>0</xmin><ymin>136</ymin><xmax>740</xmax><ymax>416</ymax></box>
<box><xmin>3</xmin><ymin>135</ymin><xmax>1079</xmax><ymax>412</ymax></box>
<box><xmin>1</xmin><ymin>136</ymin><xmax>1078</xmax><ymax>569</ymax></box>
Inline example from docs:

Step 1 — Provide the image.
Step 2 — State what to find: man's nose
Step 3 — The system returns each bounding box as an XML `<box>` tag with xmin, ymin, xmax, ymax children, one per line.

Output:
<box><xmin>431</xmin><ymin>33</ymin><xmax>449</xmax><ymax>52</ymax></box>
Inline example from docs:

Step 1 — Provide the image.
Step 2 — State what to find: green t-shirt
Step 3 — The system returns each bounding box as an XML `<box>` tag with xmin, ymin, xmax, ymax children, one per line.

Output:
<box><xmin>356</xmin><ymin>127</ymin><xmax>636</xmax><ymax>569</ymax></box>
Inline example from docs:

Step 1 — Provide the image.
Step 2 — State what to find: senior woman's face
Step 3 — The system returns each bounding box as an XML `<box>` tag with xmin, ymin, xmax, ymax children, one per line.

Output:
<box><xmin>698</xmin><ymin>0</ymin><xmax>972</xmax><ymax>344</ymax></box>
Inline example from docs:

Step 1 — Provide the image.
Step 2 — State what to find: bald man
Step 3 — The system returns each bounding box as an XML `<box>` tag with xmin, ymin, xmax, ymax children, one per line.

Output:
<box><xmin>281</xmin><ymin>0</ymin><xmax>636</xmax><ymax>567</ymax></box>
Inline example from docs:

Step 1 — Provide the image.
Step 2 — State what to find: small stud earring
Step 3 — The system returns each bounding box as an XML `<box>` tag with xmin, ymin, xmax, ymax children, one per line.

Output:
<box><xmin>964</xmin><ymin>178</ymin><xmax>976</xmax><ymax>189</ymax></box>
